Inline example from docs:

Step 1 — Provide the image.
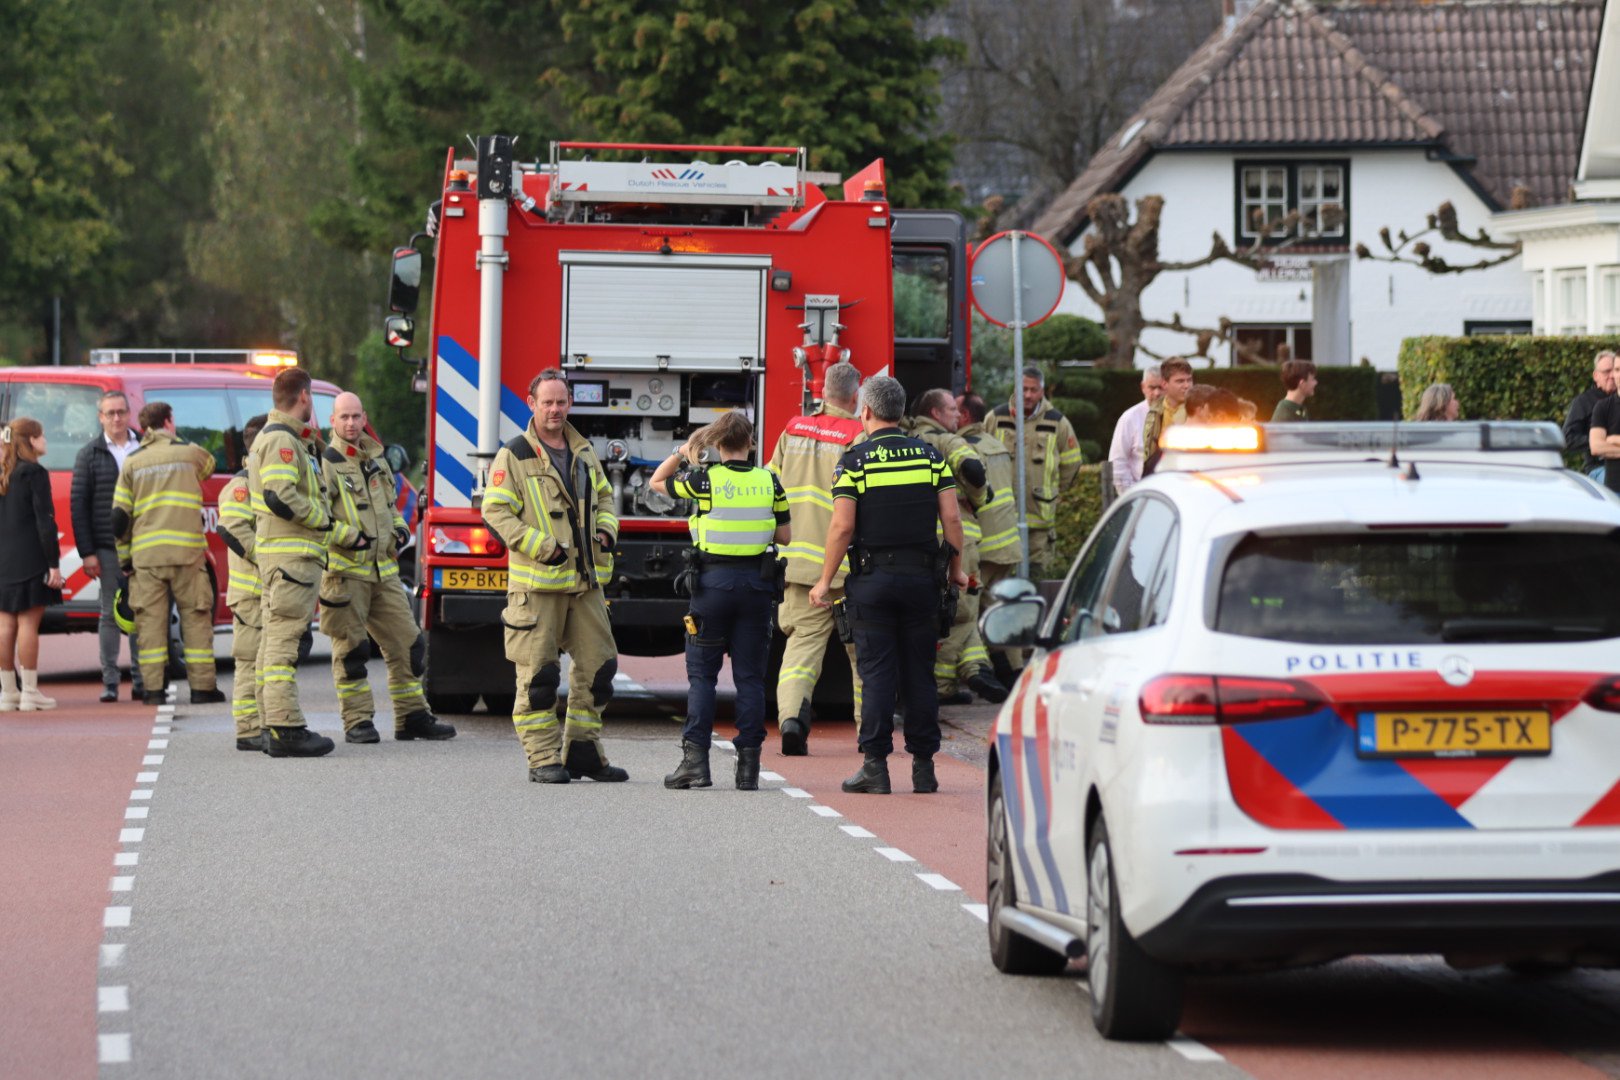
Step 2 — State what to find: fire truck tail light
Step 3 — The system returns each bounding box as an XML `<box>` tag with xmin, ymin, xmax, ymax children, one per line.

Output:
<box><xmin>1583</xmin><ymin>676</ymin><xmax>1620</xmax><ymax>713</ymax></box>
<box><xmin>430</xmin><ymin>525</ymin><xmax>506</xmax><ymax>558</ymax></box>
<box><xmin>1140</xmin><ymin>675</ymin><xmax>1326</xmax><ymax>725</ymax></box>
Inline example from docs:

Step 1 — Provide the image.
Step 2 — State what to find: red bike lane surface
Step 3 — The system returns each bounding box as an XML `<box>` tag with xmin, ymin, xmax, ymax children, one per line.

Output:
<box><xmin>0</xmin><ymin>681</ymin><xmax>153</xmax><ymax>1080</ymax></box>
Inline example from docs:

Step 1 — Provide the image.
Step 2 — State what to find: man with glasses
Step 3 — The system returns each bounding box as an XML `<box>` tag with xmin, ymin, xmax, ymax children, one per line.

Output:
<box><xmin>1565</xmin><ymin>350</ymin><xmax>1617</xmax><ymax>481</ymax></box>
<box><xmin>70</xmin><ymin>391</ymin><xmax>145</xmax><ymax>702</ymax></box>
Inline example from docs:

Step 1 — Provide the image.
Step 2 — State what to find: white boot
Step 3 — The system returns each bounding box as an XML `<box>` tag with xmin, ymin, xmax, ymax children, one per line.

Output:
<box><xmin>0</xmin><ymin>669</ymin><xmax>17</xmax><ymax>712</ymax></box>
<box><xmin>19</xmin><ymin>669</ymin><xmax>55</xmax><ymax>712</ymax></box>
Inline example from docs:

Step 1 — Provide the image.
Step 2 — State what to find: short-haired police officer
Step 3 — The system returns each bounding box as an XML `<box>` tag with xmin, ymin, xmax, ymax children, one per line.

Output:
<box><xmin>810</xmin><ymin>376</ymin><xmax>968</xmax><ymax>795</ymax></box>
<box><xmin>652</xmin><ymin>412</ymin><xmax>791</xmax><ymax>791</ymax></box>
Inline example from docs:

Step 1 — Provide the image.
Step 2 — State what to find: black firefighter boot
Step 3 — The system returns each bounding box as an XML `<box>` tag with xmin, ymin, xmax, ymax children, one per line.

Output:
<box><xmin>664</xmin><ymin>740</ymin><xmax>712</xmax><ymax>789</ymax></box>
<box><xmin>566</xmin><ymin>739</ymin><xmax>630</xmax><ymax>782</ymax></box>
<box><xmin>262</xmin><ymin>725</ymin><xmax>336</xmax><ymax>758</ymax></box>
<box><xmin>396</xmin><ymin>709</ymin><xmax>457</xmax><ymax>741</ymax></box>
<box><xmin>841</xmin><ymin>752</ymin><xmax>891</xmax><ymax>794</ymax></box>
<box><xmin>966</xmin><ymin>666</ymin><xmax>1009</xmax><ymax>705</ymax></box>
<box><xmin>735</xmin><ymin>746</ymin><xmax>761</xmax><ymax>791</ymax></box>
<box><xmin>780</xmin><ymin>702</ymin><xmax>811</xmax><ymax>757</ymax></box>
<box><xmin>912</xmin><ymin>753</ymin><xmax>939</xmax><ymax>794</ymax></box>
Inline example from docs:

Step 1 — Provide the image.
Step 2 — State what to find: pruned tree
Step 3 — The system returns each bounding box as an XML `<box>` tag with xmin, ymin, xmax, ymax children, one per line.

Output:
<box><xmin>1354</xmin><ymin>200</ymin><xmax>1521</xmax><ymax>275</ymax></box>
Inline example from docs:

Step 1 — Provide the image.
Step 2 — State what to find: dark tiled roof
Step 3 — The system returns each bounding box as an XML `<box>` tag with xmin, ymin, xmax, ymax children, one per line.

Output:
<box><xmin>1032</xmin><ymin>0</ymin><xmax>1603</xmax><ymax>245</ymax></box>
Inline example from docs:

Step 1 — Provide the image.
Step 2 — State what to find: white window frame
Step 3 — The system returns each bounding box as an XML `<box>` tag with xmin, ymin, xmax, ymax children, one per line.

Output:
<box><xmin>1239</xmin><ymin>166</ymin><xmax>1290</xmax><ymax>241</ymax></box>
<box><xmin>1601</xmin><ymin>267</ymin><xmax>1620</xmax><ymax>334</ymax></box>
<box><xmin>1531</xmin><ymin>271</ymin><xmax>1546</xmax><ymax>334</ymax></box>
<box><xmin>1556</xmin><ymin>268</ymin><xmax>1589</xmax><ymax>335</ymax></box>
<box><xmin>1296</xmin><ymin>165</ymin><xmax>1346</xmax><ymax>239</ymax></box>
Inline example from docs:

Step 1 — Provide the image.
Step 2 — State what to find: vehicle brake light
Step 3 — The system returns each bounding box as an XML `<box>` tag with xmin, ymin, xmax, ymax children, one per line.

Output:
<box><xmin>1140</xmin><ymin>674</ymin><xmax>1326</xmax><ymax>725</ymax></box>
<box><xmin>429</xmin><ymin>524</ymin><xmax>506</xmax><ymax>557</ymax></box>
<box><xmin>1583</xmin><ymin>676</ymin><xmax>1620</xmax><ymax>713</ymax></box>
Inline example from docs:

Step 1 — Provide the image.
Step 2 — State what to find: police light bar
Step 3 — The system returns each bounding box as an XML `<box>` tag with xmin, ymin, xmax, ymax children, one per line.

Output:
<box><xmin>1159</xmin><ymin>425</ymin><xmax>1262</xmax><ymax>452</ymax></box>
<box><xmin>89</xmin><ymin>347</ymin><xmax>300</xmax><ymax>367</ymax></box>
<box><xmin>1156</xmin><ymin>421</ymin><xmax>1567</xmax><ymax>472</ymax></box>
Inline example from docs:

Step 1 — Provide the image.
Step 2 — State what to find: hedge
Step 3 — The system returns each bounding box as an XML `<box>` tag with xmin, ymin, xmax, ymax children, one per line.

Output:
<box><xmin>1396</xmin><ymin>335</ymin><xmax>1620</xmax><ymax>425</ymax></box>
<box><xmin>1052</xmin><ymin>463</ymin><xmax>1106</xmax><ymax>570</ymax></box>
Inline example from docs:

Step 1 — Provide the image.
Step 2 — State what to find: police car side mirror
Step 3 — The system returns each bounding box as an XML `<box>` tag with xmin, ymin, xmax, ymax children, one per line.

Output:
<box><xmin>980</xmin><ymin>596</ymin><xmax>1047</xmax><ymax>649</ymax></box>
<box><xmin>988</xmin><ymin>577</ymin><xmax>1040</xmax><ymax>604</ymax></box>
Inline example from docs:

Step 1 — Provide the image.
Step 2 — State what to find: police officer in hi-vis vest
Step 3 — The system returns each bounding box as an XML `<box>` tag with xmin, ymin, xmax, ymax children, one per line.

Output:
<box><xmin>811</xmin><ymin>376</ymin><xmax>967</xmax><ymax>796</ymax></box>
<box><xmin>318</xmin><ymin>392</ymin><xmax>454</xmax><ymax>745</ymax></box>
<box><xmin>767</xmin><ymin>361</ymin><xmax>863</xmax><ymax>756</ymax></box>
<box><xmin>481</xmin><ymin>369</ymin><xmax>627</xmax><ymax>785</ymax></box>
<box><xmin>112</xmin><ymin>401</ymin><xmax>225</xmax><ymax>706</ymax></box>
<box><xmin>652</xmin><ymin>413</ymin><xmax>791</xmax><ymax>791</ymax></box>
<box><xmin>216</xmin><ymin>413</ymin><xmax>268</xmax><ymax>749</ymax></box>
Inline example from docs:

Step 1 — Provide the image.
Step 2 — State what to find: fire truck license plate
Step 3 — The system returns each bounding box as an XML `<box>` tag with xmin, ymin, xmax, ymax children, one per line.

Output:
<box><xmin>1356</xmin><ymin>710</ymin><xmax>1550</xmax><ymax>758</ymax></box>
<box><xmin>439</xmin><ymin>568</ymin><xmax>507</xmax><ymax>592</ymax></box>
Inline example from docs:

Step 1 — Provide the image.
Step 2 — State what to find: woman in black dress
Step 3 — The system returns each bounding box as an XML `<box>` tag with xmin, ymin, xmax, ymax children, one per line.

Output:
<box><xmin>0</xmin><ymin>417</ymin><xmax>64</xmax><ymax>711</ymax></box>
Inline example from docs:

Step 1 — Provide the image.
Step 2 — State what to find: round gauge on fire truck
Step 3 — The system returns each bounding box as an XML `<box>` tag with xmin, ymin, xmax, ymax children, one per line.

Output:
<box><xmin>659</xmin><ymin>395</ymin><xmax>675</xmax><ymax>411</ymax></box>
<box><xmin>638</xmin><ymin>395</ymin><xmax>652</xmax><ymax>410</ymax></box>
<box><xmin>648</xmin><ymin>378</ymin><xmax>664</xmax><ymax>394</ymax></box>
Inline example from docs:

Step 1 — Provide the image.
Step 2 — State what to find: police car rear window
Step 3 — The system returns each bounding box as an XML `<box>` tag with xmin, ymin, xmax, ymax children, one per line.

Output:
<box><xmin>1215</xmin><ymin>532</ymin><xmax>1620</xmax><ymax>644</ymax></box>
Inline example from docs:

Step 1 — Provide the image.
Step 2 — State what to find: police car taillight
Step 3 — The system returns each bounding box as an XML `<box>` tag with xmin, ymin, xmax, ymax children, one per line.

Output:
<box><xmin>1140</xmin><ymin>675</ymin><xmax>1326</xmax><ymax>725</ymax></box>
<box><xmin>1583</xmin><ymin>676</ymin><xmax>1620</xmax><ymax>713</ymax></box>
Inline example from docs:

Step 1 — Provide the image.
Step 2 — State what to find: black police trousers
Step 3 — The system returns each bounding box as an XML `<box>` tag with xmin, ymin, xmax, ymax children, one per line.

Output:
<box><xmin>846</xmin><ymin>567</ymin><xmax>940</xmax><ymax>758</ymax></box>
<box><xmin>683</xmin><ymin>564</ymin><xmax>774</xmax><ymax>750</ymax></box>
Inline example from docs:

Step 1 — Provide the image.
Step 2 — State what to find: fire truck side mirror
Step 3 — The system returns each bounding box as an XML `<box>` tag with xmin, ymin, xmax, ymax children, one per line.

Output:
<box><xmin>386</xmin><ymin>315</ymin><xmax>415</xmax><ymax>351</ymax></box>
<box><xmin>388</xmin><ymin>247</ymin><xmax>422</xmax><ymax>314</ymax></box>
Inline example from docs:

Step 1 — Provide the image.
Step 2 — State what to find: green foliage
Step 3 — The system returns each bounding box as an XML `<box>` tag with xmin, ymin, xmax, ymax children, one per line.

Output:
<box><xmin>1048</xmin><ymin>363</ymin><xmax>1102</xmax><ymax>462</ymax></box>
<box><xmin>353</xmin><ymin>330</ymin><xmax>427</xmax><ymax>465</ymax></box>
<box><xmin>1024</xmin><ymin>315</ymin><xmax>1107</xmax><ymax>364</ymax></box>
<box><xmin>894</xmin><ymin>262</ymin><xmax>948</xmax><ymax>340</ymax></box>
<box><xmin>1052</xmin><ymin>463</ymin><xmax>1105</xmax><ymax>569</ymax></box>
<box><xmin>546</xmin><ymin>0</ymin><xmax>960</xmax><ymax>208</ymax></box>
<box><xmin>1396</xmin><ymin>335</ymin><xmax>1619</xmax><ymax>427</ymax></box>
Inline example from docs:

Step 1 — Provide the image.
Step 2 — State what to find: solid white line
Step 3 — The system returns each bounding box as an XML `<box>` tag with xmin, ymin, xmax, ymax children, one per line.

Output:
<box><xmin>876</xmin><ymin>847</ymin><xmax>915</xmax><ymax>863</ymax></box>
<box><xmin>129</xmin><ymin>789</ymin><xmax>153</xmax><ymax>801</ymax></box>
<box><xmin>1166</xmin><ymin>1035</ymin><xmax>1224</xmax><ymax>1063</ymax></box>
<box><xmin>141</xmin><ymin>755</ymin><xmax>163</xmax><ymax>766</ymax></box>
<box><xmin>781</xmin><ymin>787</ymin><xmax>812</xmax><ymax>799</ymax></box>
<box><xmin>839</xmin><ymin>825</ymin><xmax>876</xmax><ymax>838</ymax></box>
<box><xmin>146</xmin><ymin>739</ymin><xmax>168</xmax><ymax>750</ymax></box>
<box><xmin>98</xmin><ymin>1033</ymin><xmax>131</xmax><ymax>1064</ymax></box>
<box><xmin>759</xmin><ymin>771</ymin><xmax>785</xmax><ymax>782</ymax></box>
<box><xmin>124</xmin><ymin>807</ymin><xmax>149</xmax><ymax>820</ymax></box>
<box><xmin>110</xmin><ymin>876</ymin><xmax>134</xmax><ymax>893</ymax></box>
<box><xmin>114</xmin><ymin>853</ymin><xmax>138</xmax><ymax>867</ymax></box>
<box><xmin>963</xmin><ymin>903</ymin><xmax>989</xmax><ymax>923</ymax></box>
<box><xmin>135</xmin><ymin>772</ymin><xmax>158</xmax><ymax>783</ymax></box>
<box><xmin>98</xmin><ymin>986</ymin><xmax>130</xmax><ymax>1013</ymax></box>
<box><xmin>119</xmin><ymin>828</ymin><xmax>144</xmax><ymax>843</ymax></box>
<box><xmin>917</xmin><ymin>873</ymin><xmax>961</xmax><ymax>891</ymax></box>
<box><xmin>808</xmin><ymin>805</ymin><xmax>842</xmax><ymax>818</ymax></box>
<box><xmin>104</xmin><ymin>906</ymin><xmax>131</xmax><ymax>929</ymax></box>
<box><xmin>100</xmin><ymin>944</ymin><xmax>126</xmax><ymax>968</ymax></box>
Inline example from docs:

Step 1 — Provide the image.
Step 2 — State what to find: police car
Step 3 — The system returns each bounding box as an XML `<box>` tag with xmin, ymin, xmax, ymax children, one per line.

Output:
<box><xmin>978</xmin><ymin>421</ymin><xmax>1620</xmax><ymax>1041</ymax></box>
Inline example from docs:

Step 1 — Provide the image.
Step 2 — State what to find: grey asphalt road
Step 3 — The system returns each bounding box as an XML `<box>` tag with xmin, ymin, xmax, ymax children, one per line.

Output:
<box><xmin>110</xmin><ymin>655</ymin><xmax>1237</xmax><ymax>1080</ymax></box>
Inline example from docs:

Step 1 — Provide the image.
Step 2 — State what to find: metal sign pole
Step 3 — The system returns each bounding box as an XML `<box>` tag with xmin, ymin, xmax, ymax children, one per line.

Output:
<box><xmin>1011</xmin><ymin>231</ymin><xmax>1030</xmax><ymax>580</ymax></box>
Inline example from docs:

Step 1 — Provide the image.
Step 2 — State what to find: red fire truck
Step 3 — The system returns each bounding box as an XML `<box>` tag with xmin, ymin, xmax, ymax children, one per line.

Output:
<box><xmin>387</xmin><ymin>138</ymin><xmax>967</xmax><ymax>713</ymax></box>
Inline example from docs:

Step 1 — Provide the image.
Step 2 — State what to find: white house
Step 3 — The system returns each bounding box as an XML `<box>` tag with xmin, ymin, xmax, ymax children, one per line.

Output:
<box><xmin>1494</xmin><ymin>0</ymin><xmax>1620</xmax><ymax>335</ymax></box>
<box><xmin>1032</xmin><ymin>0</ymin><xmax>1605</xmax><ymax>368</ymax></box>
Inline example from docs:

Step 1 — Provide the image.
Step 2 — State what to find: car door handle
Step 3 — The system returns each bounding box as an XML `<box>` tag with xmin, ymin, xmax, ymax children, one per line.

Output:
<box><xmin>1039</xmin><ymin>681</ymin><xmax>1091</xmax><ymax>700</ymax></box>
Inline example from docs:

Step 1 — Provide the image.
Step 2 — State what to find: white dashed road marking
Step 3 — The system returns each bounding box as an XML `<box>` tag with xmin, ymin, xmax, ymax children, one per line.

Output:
<box><xmin>916</xmin><ymin>873</ymin><xmax>960</xmax><ymax>891</ymax></box>
<box><xmin>124</xmin><ymin>807</ymin><xmax>148</xmax><ymax>820</ymax></box>
<box><xmin>119</xmin><ymin>828</ymin><xmax>144</xmax><ymax>843</ymax></box>
<box><xmin>100</xmin><ymin>944</ymin><xmax>126</xmax><ymax>968</ymax></box>
<box><xmin>104</xmin><ymin>906</ymin><xmax>132</xmax><ymax>929</ymax></box>
<box><xmin>1167</xmin><ymin>1035</ymin><xmax>1224</xmax><ymax>1063</ymax></box>
<box><xmin>808</xmin><ymin>805</ymin><xmax>841</xmax><ymax>817</ymax></box>
<box><xmin>839</xmin><ymin>825</ymin><xmax>876</xmax><ymax>838</ymax></box>
<box><xmin>875</xmin><ymin>847</ymin><xmax>915</xmax><ymax>863</ymax></box>
<box><xmin>111</xmin><ymin>876</ymin><xmax>134</xmax><ymax>892</ymax></box>
<box><xmin>114</xmin><ymin>852</ymin><xmax>138</xmax><ymax>867</ymax></box>
<box><xmin>129</xmin><ymin>789</ymin><xmax>153</xmax><ymax>800</ymax></box>
<box><xmin>759</xmin><ymin>771</ymin><xmax>785</xmax><ymax>782</ymax></box>
<box><xmin>99</xmin><ymin>986</ymin><xmax>130</xmax><ymax>1012</ymax></box>
<box><xmin>781</xmin><ymin>787</ymin><xmax>812</xmax><ymax>798</ymax></box>
<box><xmin>98</xmin><ymin>1033</ymin><xmax>132</xmax><ymax>1064</ymax></box>
<box><xmin>962</xmin><ymin>903</ymin><xmax>989</xmax><ymax>923</ymax></box>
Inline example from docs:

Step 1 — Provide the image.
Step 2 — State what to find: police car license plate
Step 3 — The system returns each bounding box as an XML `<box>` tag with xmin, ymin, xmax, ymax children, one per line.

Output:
<box><xmin>1356</xmin><ymin>710</ymin><xmax>1551</xmax><ymax>758</ymax></box>
<box><xmin>438</xmin><ymin>568</ymin><xmax>506</xmax><ymax>591</ymax></box>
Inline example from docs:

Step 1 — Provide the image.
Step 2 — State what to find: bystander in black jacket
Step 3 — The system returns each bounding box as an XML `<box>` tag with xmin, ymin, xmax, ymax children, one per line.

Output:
<box><xmin>1564</xmin><ymin>385</ymin><xmax>1612</xmax><ymax>474</ymax></box>
<box><xmin>71</xmin><ymin>435</ymin><xmax>124</xmax><ymax>556</ymax></box>
<box><xmin>0</xmin><ymin>460</ymin><xmax>62</xmax><ymax>608</ymax></box>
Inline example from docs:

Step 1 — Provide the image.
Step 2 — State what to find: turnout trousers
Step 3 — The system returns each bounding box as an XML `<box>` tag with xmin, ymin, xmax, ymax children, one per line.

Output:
<box><xmin>229</xmin><ymin>596</ymin><xmax>263</xmax><ymax>739</ymax></box>
<box><xmin>846</xmin><ymin>568</ymin><xmax>941</xmax><ymax>758</ymax></box>
<box><xmin>129</xmin><ymin>556</ymin><xmax>215</xmax><ymax>694</ymax></box>
<box><xmin>319</xmin><ymin>573</ymin><xmax>428</xmax><ymax>733</ymax></box>
<box><xmin>1026</xmin><ymin>527</ymin><xmax>1055</xmax><ymax>579</ymax></box>
<box><xmin>933</xmin><ymin>542</ymin><xmax>988</xmax><ymax>695</ymax></box>
<box><xmin>256</xmin><ymin>557</ymin><xmax>322</xmax><ymax>728</ymax></box>
<box><xmin>684</xmin><ymin>565</ymin><xmax>773</xmax><ymax>750</ymax></box>
<box><xmin>502</xmin><ymin>589</ymin><xmax>618</xmax><ymax>769</ymax></box>
<box><xmin>776</xmin><ymin>582</ymin><xmax>862</xmax><ymax>727</ymax></box>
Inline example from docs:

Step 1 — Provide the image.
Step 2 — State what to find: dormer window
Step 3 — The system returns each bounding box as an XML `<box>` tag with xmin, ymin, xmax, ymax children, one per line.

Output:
<box><xmin>1235</xmin><ymin>160</ymin><xmax>1348</xmax><ymax>245</ymax></box>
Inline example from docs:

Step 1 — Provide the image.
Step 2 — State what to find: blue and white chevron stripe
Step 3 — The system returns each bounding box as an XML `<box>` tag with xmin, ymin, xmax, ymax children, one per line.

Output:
<box><xmin>432</xmin><ymin>334</ymin><xmax>529</xmax><ymax>507</ymax></box>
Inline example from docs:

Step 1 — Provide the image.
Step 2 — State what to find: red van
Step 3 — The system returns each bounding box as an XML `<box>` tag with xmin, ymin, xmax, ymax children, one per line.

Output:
<box><xmin>0</xmin><ymin>362</ymin><xmax>417</xmax><ymax>634</ymax></box>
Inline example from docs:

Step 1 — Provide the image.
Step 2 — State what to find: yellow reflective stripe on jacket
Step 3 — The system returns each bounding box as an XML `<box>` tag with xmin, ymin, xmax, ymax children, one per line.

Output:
<box><xmin>508</xmin><ymin>561</ymin><xmax>575</xmax><ymax>590</ymax></box>
<box><xmin>783</xmin><ymin>484</ymin><xmax>834</xmax><ymax>511</ymax></box>
<box><xmin>130</xmin><ymin>530</ymin><xmax>207</xmax><ymax>553</ymax></box>
<box><xmin>133</xmin><ymin>490</ymin><xmax>202</xmax><ymax>514</ymax></box>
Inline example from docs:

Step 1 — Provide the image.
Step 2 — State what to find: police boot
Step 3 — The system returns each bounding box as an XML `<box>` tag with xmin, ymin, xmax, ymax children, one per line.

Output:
<box><xmin>780</xmin><ymin>703</ymin><xmax>811</xmax><ymax>757</ymax></box>
<box><xmin>262</xmin><ymin>726</ymin><xmax>336</xmax><ymax>758</ymax></box>
<box><xmin>966</xmin><ymin>667</ymin><xmax>1009</xmax><ymax>705</ymax></box>
<box><xmin>735</xmin><ymin>746</ymin><xmax>761</xmax><ymax>791</ymax></box>
<box><xmin>529</xmin><ymin>764</ymin><xmax>571</xmax><ymax>784</ymax></box>
<box><xmin>396</xmin><ymin>710</ymin><xmax>457</xmax><ymax>741</ymax></box>
<box><xmin>346</xmin><ymin>720</ymin><xmax>381</xmax><ymax>744</ymax></box>
<box><xmin>664</xmin><ymin>740</ymin><xmax>712</xmax><ymax>789</ymax></box>
<box><xmin>566</xmin><ymin>740</ymin><xmax>630</xmax><ymax>783</ymax></box>
<box><xmin>912</xmin><ymin>753</ymin><xmax>939</xmax><ymax>794</ymax></box>
<box><xmin>190</xmin><ymin>687</ymin><xmax>227</xmax><ymax>705</ymax></box>
<box><xmin>841</xmin><ymin>753</ymin><xmax>891</xmax><ymax>795</ymax></box>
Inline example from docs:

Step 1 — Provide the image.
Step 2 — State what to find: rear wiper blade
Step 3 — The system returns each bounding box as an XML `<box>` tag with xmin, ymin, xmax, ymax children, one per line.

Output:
<box><xmin>1439</xmin><ymin>617</ymin><xmax>1599</xmax><ymax>642</ymax></box>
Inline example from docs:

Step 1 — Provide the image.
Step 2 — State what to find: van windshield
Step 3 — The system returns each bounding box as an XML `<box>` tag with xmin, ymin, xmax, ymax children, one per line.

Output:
<box><xmin>1215</xmin><ymin>531</ymin><xmax>1620</xmax><ymax>644</ymax></box>
<box><xmin>230</xmin><ymin>389</ymin><xmax>335</xmax><ymax>433</ymax></box>
<box><xmin>9</xmin><ymin>382</ymin><xmax>105</xmax><ymax>470</ymax></box>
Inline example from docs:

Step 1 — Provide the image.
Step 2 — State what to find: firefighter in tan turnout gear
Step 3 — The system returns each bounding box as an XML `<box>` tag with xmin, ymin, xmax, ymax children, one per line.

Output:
<box><xmin>319</xmin><ymin>393</ymin><xmax>454</xmax><ymax>745</ymax></box>
<box><xmin>909</xmin><ymin>390</ymin><xmax>1007</xmax><ymax>706</ymax></box>
<box><xmin>111</xmin><ymin>401</ymin><xmax>224</xmax><ymax>706</ymax></box>
<box><xmin>250</xmin><ymin>367</ymin><xmax>365</xmax><ymax>758</ymax></box>
<box><xmin>958</xmin><ymin>392</ymin><xmax>1024</xmax><ymax>687</ymax></box>
<box><xmin>767</xmin><ymin>361</ymin><xmax>864</xmax><ymax>756</ymax></box>
<box><xmin>481</xmin><ymin>370</ymin><xmax>627</xmax><ymax>785</ymax></box>
<box><xmin>215</xmin><ymin>413</ymin><xmax>269</xmax><ymax>750</ymax></box>
<box><xmin>988</xmin><ymin>365</ymin><xmax>1083</xmax><ymax>577</ymax></box>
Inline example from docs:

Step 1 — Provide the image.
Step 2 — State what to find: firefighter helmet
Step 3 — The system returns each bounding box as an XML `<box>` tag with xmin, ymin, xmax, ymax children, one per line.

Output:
<box><xmin>113</xmin><ymin>587</ymin><xmax>136</xmax><ymax>636</ymax></box>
